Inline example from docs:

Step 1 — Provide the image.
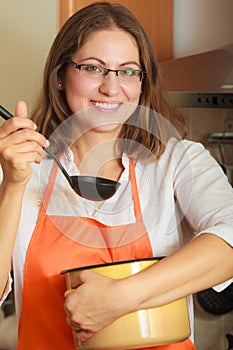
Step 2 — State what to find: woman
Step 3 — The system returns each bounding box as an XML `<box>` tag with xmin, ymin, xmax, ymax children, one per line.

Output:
<box><xmin>0</xmin><ymin>2</ymin><xmax>232</xmax><ymax>350</ymax></box>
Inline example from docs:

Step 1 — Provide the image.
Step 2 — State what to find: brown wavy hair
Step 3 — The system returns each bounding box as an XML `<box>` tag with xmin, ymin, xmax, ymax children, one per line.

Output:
<box><xmin>31</xmin><ymin>1</ymin><xmax>187</xmax><ymax>161</ymax></box>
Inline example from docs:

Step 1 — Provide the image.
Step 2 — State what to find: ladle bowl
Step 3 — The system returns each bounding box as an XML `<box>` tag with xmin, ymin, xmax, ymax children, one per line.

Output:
<box><xmin>44</xmin><ymin>148</ymin><xmax>120</xmax><ymax>201</ymax></box>
<box><xmin>0</xmin><ymin>105</ymin><xmax>120</xmax><ymax>201</ymax></box>
<box><xmin>70</xmin><ymin>175</ymin><xmax>119</xmax><ymax>201</ymax></box>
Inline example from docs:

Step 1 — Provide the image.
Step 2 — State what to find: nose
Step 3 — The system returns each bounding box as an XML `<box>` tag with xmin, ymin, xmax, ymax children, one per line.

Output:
<box><xmin>99</xmin><ymin>72</ymin><xmax>121</xmax><ymax>96</ymax></box>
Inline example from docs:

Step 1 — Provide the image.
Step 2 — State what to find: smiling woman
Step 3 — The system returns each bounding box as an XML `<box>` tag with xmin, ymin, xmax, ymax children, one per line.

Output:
<box><xmin>0</xmin><ymin>2</ymin><xmax>232</xmax><ymax>350</ymax></box>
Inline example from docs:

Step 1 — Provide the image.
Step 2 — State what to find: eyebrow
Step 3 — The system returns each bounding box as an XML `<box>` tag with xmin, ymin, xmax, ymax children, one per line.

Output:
<box><xmin>78</xmin><ymin>57</ymin><xmax>141</xmax><ymax>68</ymax></box>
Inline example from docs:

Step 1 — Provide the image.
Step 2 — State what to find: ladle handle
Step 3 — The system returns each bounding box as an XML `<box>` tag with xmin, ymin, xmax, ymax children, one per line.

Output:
<box><xmin>0</xmin><ymin>105</ymin><xmax>73</xmax><ymax>187</ymax></box>
<box><xmin>0</xmin><ymin>105</ymin><xmax>13</xmax><ymax>120</ymax></box>
<box><xmin>43</xmin><ymin>148</ymin><xmax>73</xmax><ymax>187</ymax></box>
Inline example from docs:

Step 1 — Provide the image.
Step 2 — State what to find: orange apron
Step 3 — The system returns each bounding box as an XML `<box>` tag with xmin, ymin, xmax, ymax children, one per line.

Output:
<box><xmin>17</xmin><ymin>159</ymin><xmax>195</xmax><ymax>350</ymax></box>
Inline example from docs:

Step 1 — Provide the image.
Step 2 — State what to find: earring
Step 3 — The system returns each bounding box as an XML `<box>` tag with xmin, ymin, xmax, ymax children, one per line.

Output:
<box><xmin>58</xmin><ymin>83</ymin><xmax>62</xmax><ymax>88</ymax></box>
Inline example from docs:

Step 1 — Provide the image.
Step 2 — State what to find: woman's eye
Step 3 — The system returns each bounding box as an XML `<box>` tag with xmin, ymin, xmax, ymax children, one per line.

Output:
<box><xmin>121</xmin><ymin>69</ymin><xmax>136</xmax><ymax>76</ymax></box>
<box><xmin>86</xmin><ymin>65</ymin><xmax>101</xmax><ymax>73</ymax></box>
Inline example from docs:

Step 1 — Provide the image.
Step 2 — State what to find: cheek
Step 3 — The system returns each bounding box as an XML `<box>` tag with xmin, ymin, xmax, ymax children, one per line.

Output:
<box><xmin>123</xmin><ymin>84</ymin><xmax>142</xmax><ymax>103</ymax></box>
<box><xmin>64</xmin><ymin>77</ymin><xmax>98</xmax><ymax>113</ymax></box>
<box><xmin>65</xmin><ymin>77</ymin><xmax>91</xmax><ymax>98</ymax></box>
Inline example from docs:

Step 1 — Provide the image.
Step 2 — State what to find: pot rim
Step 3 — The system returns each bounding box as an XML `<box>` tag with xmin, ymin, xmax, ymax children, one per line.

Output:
<box><xmin>60</xmin><ymin>256</ymin><xmax>164</xmax><ymax>275</ymax></box>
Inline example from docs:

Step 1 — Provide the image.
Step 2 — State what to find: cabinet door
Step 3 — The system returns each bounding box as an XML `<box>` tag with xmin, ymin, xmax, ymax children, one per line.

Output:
<box><xmin>59</xmin><ymin>0</ymin><xmax>173</xmax><ymax>62</ymax></box>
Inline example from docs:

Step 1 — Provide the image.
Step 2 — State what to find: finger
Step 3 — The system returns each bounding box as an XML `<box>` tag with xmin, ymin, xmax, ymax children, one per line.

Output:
<box><xmin>7</xmin><ymin>128</ymin><xmax>48</xmax><ymax>148</ymax></box>
<box><xmin>0</xmin><ymin>116</ymin><xmax>37</xmax><ymax>139</ymax></box>
<box><xmin>73</xmin><ymin>328</ymin><xmax>95</xmax><ymax>342</ymax></box>
<box><xmin>2</xmin><ymin>149</ymin><xmax>44</xmax><ymax>168</ymax></box>
<box><xmin>0</xmin><ymin>101</ymin><xmax>33</xmax><ymax>137</ymax></box>
<box><xmin>15</xmin><ymin>100</ymin><xmax>27</xmax><ymax>118</ymax></box>
<box><xmin>73</xmin><ymin>326</ymin><xmax>82</xmax><ymax>332</ymax></box>
<box><xmin>9</xmin><ymin>141</ymin><xmax>45</xmax><ymax>158</ymax></box>
<box><xmin>78</xmin><ymin>269</ymin><xmax>94</xmax><ymax>284</ymax></box>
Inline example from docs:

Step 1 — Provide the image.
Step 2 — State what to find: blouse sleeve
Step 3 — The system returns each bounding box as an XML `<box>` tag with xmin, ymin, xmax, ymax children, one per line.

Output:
<box><xmin>174</xmin><ymin>140</ymin><xmax>233</xmax><ymax>244</ymax></box>
<box><xmin>173</xmin><ymin>140</ymin><xmax>233</xmax><ymax>290</ymax></box>
<box><xmin>0</xmin><ymin>168</ymin><xmax>14</xmax><ymax>305</ymax></box>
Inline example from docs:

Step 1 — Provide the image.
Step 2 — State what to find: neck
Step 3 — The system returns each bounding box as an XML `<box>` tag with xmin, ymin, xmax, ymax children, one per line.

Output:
<box><xmin>71</xmin><ymin>132</ymin><xmax>124</xmax><ymax>181</ymax></box>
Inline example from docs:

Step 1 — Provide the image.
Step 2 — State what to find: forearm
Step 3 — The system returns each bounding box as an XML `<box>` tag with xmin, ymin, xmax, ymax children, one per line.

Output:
<box><xmin>0</xmin><ymin>181</ymin><xmax>25</xmax><ymax>297</ymax></box>
<box><xmin>64</xmin><ymin>234</ymin><xmax>232</xmax><ymax>340</ymax></box>
<box><xmin>123</xmin><ymin>234</ymin><xmax>233</xmax><ymax>311</ymax></box>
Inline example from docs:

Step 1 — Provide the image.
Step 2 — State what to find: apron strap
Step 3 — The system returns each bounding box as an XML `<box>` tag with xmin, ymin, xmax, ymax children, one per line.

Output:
<box><xmin>129</xmin><ymin>159</ymin><xmax>142</xmax><ymax>219</ymax></box>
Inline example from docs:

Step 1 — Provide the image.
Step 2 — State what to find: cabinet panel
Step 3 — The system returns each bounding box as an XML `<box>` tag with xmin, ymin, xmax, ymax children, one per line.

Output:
<box><xmin>59</xmin><ymin>0</ymin><xmax>173</xmax><ymax>62</ymax></box>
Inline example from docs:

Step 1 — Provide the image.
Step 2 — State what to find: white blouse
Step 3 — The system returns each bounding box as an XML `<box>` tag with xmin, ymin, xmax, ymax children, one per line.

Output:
<box><xmin>1</xmin><ymin>138</ymin><xmax>233</xmax><ymax>340</ymax></box>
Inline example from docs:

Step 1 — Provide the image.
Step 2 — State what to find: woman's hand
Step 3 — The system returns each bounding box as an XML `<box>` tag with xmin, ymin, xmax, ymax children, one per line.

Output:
<box><xmin>64</xmin><ymin>270</ymin><xmax>135</xmax><ymax>343</ymax></box>
<box><xmin>0</xmin><ymin>101</ymin><xmax>48</xmax><ymax>188</ymax></box>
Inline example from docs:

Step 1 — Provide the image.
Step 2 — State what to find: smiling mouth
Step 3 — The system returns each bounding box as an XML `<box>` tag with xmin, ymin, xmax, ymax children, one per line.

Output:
<box><xmin>92</xmin><ymin>101</ymin><xmax>121</xmax><ymax>110</ymax></box>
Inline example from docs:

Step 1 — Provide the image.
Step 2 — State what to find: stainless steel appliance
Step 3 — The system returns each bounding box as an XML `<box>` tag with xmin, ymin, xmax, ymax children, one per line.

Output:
<box><xmin>161</xmin><ymin>44</ymin><xmax>233</xmax><ymax>109</ymax></box>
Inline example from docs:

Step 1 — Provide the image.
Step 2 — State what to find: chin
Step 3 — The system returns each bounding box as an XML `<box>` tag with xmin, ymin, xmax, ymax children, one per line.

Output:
<box><xmin>92</xmin><ymin>123</ymin><xmax>122</xmax><ymax>134</ymax></box>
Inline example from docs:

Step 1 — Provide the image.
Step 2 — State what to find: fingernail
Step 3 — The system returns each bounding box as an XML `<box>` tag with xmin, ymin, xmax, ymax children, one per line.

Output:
<box><xmin>45</xmin><ymin>140</ymin><xmax>50</xmax><ymax>147</ymax></box>
<box><xmin>33</xmin><ymin>123</ymin><xmax>37</xmax><ymax>130</ymax></box>
<box><xmin>64</xmin><ymin>289</ymin><xmax>75</xmax><ymax>298</ymax></box>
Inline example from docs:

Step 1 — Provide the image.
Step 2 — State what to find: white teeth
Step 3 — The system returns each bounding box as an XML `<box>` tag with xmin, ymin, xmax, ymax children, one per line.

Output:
<box><xmin>93</xmin><ymin>102</ymin><xmax>119</xmax><ymax>109</ymax></box>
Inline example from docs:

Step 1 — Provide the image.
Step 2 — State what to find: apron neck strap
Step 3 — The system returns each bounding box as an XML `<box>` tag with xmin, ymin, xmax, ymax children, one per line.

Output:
<box><xmin>129</xmin><ymin>159</ymin><xmax>142</xmax><ymax>219</ymax></box>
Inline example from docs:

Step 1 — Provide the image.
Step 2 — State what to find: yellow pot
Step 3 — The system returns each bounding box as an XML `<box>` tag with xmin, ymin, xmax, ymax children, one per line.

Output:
<box><xmin>62</xmin><ymin>258</ymin><xmax>191</xmax><ymax>350</ymax></box>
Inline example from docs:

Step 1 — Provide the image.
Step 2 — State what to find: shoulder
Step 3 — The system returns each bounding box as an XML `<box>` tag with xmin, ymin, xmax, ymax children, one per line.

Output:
<box><xmin>164</xmin><ymin>138</ymin><xmax>206</xmax><ymax>157</ymax></box>
<box><xmin>161</xmin><ymin>138</ymin><xmax>220</xmax><ymax>172</ymax></box>
<box><xmin>134</xmin><ymin>137</ymin><xmax>229</xmax><ymax>187</ymax></box>
<box><xmin>135</xmin><ymin>138</ymin><xmax>209</xmax><ymax>172</ymax></box>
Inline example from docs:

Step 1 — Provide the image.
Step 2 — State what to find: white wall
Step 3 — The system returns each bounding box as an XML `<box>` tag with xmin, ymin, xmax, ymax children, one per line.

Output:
<box><xmin>174</xmin><ymin>0</ymin><xmax>233</xmax><ymax>58</ymax></box>
<box><xmin>0</xmin><ymin>0</ymin><xmax>58</xmax><ymax>114</ymax></box>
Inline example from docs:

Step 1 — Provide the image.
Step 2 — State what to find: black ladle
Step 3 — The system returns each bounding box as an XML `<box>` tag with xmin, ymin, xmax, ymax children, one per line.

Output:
<box><xmin>0</xmin><ymin>105</ymin><xmax>120</xmax><ymax>201</ymax></box>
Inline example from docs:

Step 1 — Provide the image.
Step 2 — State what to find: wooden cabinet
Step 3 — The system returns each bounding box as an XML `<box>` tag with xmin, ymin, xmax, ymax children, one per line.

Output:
<box><xmin>59</xmin><ymin>0</ymin><xmax>173</xmax><ymax>62</ymax></box>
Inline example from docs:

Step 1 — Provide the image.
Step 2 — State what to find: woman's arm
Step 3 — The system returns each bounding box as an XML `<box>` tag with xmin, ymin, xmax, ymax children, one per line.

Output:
<box><xmin>64</xmin><ymin>233</ymin><xmax>233</xmax><ymax>342</ymax></box>
<box><xmin>129</xmin><ymin>233</ymin><xmax>233</xmax><ymax>309</ymax></box>
<box><xmin>0</xmin><ymin>101</ymin><xmax>48</xmax><ymax>298</ymax></box>
<box><xmin>0</xmin><ymin>183</ymin><xmax>26</xmax><ymax>298</ymax></box>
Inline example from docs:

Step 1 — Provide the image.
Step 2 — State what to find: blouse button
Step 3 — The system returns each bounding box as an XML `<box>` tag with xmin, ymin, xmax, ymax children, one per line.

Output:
<box><xmin>92</xmin><ymin>210</ymin><xmax>98</xmax><ymax>217</ymax></box>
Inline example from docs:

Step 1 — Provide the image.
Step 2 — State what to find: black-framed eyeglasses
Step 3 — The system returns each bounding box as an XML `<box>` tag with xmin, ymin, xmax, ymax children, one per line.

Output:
<box><xmin>68</xmin><ymin>60</ymin><xmax>146</xmax><ymax>83</ymax></box>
